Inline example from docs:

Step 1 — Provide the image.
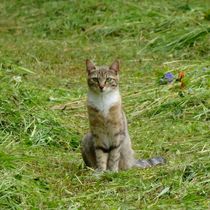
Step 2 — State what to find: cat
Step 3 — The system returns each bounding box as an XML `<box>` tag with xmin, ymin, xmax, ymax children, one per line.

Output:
<box><xmin>81</xmin><ymin>60</ymin><xmax>165</xmax><ymax>172</ymax></box>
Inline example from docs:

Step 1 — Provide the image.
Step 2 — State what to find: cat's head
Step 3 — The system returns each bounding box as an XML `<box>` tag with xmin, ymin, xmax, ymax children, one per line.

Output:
<box><xmin>86</xmin><ymin>60</ymin><xmax>120</xmax><ymax>93</ymax></box>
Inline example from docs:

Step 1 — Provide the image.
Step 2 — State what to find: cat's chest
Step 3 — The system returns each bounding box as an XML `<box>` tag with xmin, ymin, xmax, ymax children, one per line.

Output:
<box><xmin>87</xmin><ymin>90</ymin><xmax>121</xmax><ymax>116</ymax></box>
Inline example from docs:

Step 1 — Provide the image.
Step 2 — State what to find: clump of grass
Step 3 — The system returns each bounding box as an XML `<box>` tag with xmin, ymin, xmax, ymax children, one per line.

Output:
<box><xmin>0</xmin><ymin>0</ymin><xmax>210</xmax><ymax>209</ymax></box>
<box><xmin>0</xmin><ymin>60</ymin><xmax>81</xmax><ymax>149</ymax></box>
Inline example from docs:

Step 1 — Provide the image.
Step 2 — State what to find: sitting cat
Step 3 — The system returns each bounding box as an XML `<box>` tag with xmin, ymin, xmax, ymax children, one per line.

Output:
<box><xmin>81</xmin><ymin>60</ymin><xmax>165</xmax><ymax>172</ymax></box>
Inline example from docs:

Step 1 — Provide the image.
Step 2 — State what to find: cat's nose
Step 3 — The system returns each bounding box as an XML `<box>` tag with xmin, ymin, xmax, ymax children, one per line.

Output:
<box><xmin>99</xmin><ymin>85</ymin><xmax>105</xmax><ymax>90</ymax></box>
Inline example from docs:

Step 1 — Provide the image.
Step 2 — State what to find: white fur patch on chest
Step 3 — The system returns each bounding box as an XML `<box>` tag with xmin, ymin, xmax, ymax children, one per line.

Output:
<box><xmin>87</xmin><ymin>90</ymin><xmax>121</xmax><ymax>116</ymax></box>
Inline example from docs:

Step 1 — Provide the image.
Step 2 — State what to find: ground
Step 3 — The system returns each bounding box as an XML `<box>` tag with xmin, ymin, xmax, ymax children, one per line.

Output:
<box><xmin>0</xmin><ymin>0</ymin><xmax>209</xmax><ymax>209</ymax></box>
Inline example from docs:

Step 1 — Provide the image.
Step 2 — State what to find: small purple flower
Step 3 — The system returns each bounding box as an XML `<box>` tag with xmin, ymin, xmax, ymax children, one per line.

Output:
<box><xmin>164</xmin><ymin>72</ymin><xmax>174</xmax><ymax>83</ymax></box>
<box><xmin>202</xmin><ymin>67</ymin><xmax>207</xmax><ymax>71</ymax></box>
<box><xmin>188</xmin><ymin>88</ymin><xmax>193</xmax><ymax>94</ymax></box>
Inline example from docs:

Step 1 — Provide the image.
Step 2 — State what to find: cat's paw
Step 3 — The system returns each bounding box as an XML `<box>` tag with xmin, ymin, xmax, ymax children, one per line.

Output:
<box><xmin>93</xmin><ymin>169</ymin><xmax>105</xmax><ymax>179</ymax></box>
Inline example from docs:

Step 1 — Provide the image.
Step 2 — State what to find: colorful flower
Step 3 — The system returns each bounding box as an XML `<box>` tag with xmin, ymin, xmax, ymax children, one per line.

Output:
<box><xmin>164</xmin><ymin>72</ymin><xmax>174</xmax><ymax>83</ymax></box>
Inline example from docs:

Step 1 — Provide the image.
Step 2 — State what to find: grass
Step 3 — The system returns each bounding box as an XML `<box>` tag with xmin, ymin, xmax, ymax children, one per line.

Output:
<box><xmin>0</xmin><ymin>0</ymin><xmax>210</xmax><ymax>209</ymax></box>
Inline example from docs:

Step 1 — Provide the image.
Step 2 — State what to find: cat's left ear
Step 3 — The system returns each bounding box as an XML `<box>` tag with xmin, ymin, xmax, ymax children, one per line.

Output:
<box><xmin>86</xmin><ymin>59</ymin><xmax>96</xmax><ymax>74</ymax></box>
<box><xmin>110</xmin><ymin>60</ymin><xmax>120</xmax><ymax>73</ymax></box>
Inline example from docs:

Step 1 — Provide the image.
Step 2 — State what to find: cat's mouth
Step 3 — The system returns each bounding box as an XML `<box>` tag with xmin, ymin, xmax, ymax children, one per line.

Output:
<box><xmin>99</xmin><ymin>86</ymin><xmax>105</xmax><ymax>92</ymax></box>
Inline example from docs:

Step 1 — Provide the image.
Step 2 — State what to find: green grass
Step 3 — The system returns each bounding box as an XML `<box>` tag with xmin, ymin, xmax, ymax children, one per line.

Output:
<box><xmin>0</xmin><ymin>0</ymin><xmax>210</xmax><ymax>209</ymax></box>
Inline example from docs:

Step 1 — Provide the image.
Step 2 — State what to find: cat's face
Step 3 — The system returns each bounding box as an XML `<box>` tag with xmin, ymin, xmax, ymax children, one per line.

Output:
<box><xmin>86</xmin><ymin>60</ymin><xmax>120</xmax><ymax>93</ymax></box>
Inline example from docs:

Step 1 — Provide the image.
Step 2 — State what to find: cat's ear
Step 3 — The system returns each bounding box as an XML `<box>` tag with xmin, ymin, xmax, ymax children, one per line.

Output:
<box><xmin>86</xmin><ymin>59</ymin><xmax>96</xmax><ymax>74</ymax></box>
<box><xmin>110</xmin><ymin>60</ymin><xmax>120</xmax><ymax>73</ymax></box>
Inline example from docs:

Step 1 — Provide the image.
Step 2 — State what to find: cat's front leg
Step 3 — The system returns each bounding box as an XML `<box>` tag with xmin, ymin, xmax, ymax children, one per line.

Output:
<box><xmin>107</xmin><ymin>145</ymin><xmax>121</xmax><ymax>172</ymax></box>
<box><xmin>95</xmin><ymin>148</ymin><xmax>108</xmax><ymax>171</ymax></box>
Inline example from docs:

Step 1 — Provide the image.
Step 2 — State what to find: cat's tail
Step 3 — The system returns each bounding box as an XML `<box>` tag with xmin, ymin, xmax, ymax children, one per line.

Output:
<box><xmin>134</xmin><ymin>156</ymin><xmax>166</xmax><ymax>168</ymax></box>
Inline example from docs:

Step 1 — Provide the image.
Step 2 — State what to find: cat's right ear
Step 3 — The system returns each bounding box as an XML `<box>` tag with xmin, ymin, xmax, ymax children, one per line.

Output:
<box><xmin>86</xmin><ymin>59</ymin><xmax>96</xmax><ymax>74</ymax></box>
<box><xmin>110</xmin><ymin>60</ymin><xmax>120</xmax><ymax>73</ymax></box>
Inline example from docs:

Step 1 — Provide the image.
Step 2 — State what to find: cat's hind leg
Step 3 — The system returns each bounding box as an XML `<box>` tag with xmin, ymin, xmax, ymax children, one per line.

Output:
<box><xmin>119</xmin><ymin>140</ymin><xmax>136</xmax><ymax>170</ymax></box>
<box><xmin>81</xmin><ymin>133</ymin><xmax>97</xmax><ymax>169</ymax></box>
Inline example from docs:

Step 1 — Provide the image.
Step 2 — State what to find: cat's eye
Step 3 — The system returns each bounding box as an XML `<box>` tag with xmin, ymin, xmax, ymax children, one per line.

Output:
<box><xmin>106</xmin><ymin>78</ymin><xmax>113</xmax><ymax>82</ymax></box>
<box><xmin>91</xmin><ymin>78</ymin><xmax>98</xmax><ymax>82</ymax></box>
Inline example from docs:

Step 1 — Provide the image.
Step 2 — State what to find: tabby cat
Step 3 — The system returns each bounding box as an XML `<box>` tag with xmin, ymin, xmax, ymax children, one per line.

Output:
<box><xmin>81</xmin><ymin>60</ymin><xmax>165</xmax><ymax>172</ymax></box>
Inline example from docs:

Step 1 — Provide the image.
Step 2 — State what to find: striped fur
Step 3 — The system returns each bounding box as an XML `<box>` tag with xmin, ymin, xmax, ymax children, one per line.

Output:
<box><xmin>81</xmin><ymin>60</ymin><xmax>165</xmax><ymax>172</ymax></box>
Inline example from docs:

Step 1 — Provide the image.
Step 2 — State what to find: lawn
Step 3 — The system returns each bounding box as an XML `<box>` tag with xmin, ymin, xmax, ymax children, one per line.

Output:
<box><xmin>0</xmin><ymin>0</ymin><xmax>209</xmax><ymax>209</ymax></box>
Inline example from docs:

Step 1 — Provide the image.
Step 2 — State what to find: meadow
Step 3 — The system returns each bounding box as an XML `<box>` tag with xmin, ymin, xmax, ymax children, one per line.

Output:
<box><xmin>0</xmin><ymin>0</ymin><xmax>210</xmax><ymax>209</ymax></box>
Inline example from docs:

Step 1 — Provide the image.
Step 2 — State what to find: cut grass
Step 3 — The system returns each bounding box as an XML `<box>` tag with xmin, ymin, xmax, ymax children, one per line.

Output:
<box><xmin>0</xmin><ymin>0</ymin><xmax>210</xmax><ymax>209</ymax></box>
